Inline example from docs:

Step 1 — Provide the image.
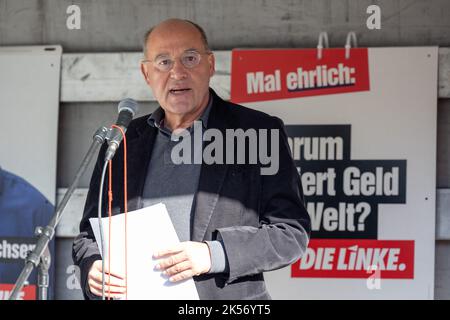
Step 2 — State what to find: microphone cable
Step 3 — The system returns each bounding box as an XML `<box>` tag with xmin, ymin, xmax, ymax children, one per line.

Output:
<box><xmin>98</xmin><ymin>159</ymin><xmax>108</xmax><ymax>300</ymax></box>
<box><xmin>110</xmin><ymin>124</ymin><xmax>128</xmax><ymax>300</ymax></box>
<box><xmin>97</xmin><ymin>125</ymin><xmax>129</xmax><ymax>300</ymax></box>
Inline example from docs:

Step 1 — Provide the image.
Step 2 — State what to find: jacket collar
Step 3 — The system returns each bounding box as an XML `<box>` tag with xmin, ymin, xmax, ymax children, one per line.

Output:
<box><xmin>125</xmin><ymin>88</ymin><xmax>232</xmax><ymax>241</ymax></box>
<box><xmin>147</xmin><ymin>92</ymin><xmax>213</xmax><ymax>132</ymax></box>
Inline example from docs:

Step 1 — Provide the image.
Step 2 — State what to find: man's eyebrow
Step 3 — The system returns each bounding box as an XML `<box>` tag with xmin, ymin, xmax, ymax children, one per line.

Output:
<box><xmin>153</xmin><ymin>52</ymin><xmax>170</xmax><ymax>60</ymax></box>
<box><xmin>185</xmin><ymin>48</ymin><xmax>200</xmax><ymax>52</ymax></box>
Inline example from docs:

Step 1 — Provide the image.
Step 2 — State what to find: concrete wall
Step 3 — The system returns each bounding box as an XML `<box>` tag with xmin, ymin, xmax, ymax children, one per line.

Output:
<box><xmin>1</xmin><ymin>0</ymin><xmax>450</xmax><ymax>51</ymax></box>
<box><xmin>1</xmin><ymin>0</ymin><xmax>450</xmax><ymax>299</ymax></box>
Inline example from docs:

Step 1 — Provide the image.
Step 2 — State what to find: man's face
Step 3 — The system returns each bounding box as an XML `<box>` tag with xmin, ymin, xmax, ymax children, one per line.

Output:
<box><xmin>141</xmin><ymin>22</ymin><xmax>215</xmax><ymax>118</ymax></box>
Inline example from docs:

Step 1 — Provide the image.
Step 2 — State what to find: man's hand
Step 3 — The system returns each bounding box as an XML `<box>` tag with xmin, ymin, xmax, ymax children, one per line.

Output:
<box><xmin>153</xmin><ymin>241</ymin><xmax>212</xmax><ymax>282</ymax></box>
<box><xmin>87</xmin><ymin>260</ymin><xmax>126</xmax><ymax>299</ymax></box>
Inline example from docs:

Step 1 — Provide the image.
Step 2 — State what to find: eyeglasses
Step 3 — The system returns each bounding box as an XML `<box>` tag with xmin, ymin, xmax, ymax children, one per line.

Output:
<box><xmin>142</xmin><ymin>50</ymin><xmax>211</xmax><ymax>72</ymax></box>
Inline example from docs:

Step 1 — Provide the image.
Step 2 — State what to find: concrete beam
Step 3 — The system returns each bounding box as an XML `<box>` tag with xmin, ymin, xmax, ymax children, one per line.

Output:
<box><xmin>61</xmin><ymin>48</ymin><xmax>450</xmax><ymax>102</ymax></box>
<box><xmin>439</xmin><ymin>48</ymin><xmax>450</xmax><ymax>98</ymax></box>
<box><xmin>61</xmin><ymin>51</ymin><xmax>231</xmax><ymax>102</ymax></box>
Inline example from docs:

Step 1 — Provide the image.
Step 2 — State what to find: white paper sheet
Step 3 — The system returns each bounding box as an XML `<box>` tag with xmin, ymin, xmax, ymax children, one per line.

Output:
<box><xmin>89</xmin><ymin>202</ymin><xmax>199</xmax><ymax>300</ymax></box>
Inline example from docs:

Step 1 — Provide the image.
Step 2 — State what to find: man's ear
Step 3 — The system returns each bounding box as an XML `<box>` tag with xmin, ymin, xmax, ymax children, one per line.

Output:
<box><xmin>140</xmin><ymin>62</ymin><xmax>151</xmax><ymax>84</ymax></box>
<box><xmin>208</xmin><ymin>53</ymin><xmax>215</xmax><ymax>78</ymax></box>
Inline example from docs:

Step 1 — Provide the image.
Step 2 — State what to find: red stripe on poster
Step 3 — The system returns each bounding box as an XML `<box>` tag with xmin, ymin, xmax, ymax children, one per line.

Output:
<box><xmin>291</xmin><ymin>239</ymin><xmax>414</xmax><ymax>279</ymax></box>
<box><xmin>0</xmin><ymin>284</ymin><xmax>36</xmax><ymax>300</ymax></box>
<box><xmin>231</xmin><ymin>48</ymin><xmax>370</xmax><ymax>103</ymax></box>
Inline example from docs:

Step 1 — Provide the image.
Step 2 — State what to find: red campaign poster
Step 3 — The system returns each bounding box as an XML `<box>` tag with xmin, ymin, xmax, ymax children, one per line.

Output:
<box><xmin>230</xmin><ymin>47</ymin><xmax>437</xmax><ymax>299</ymax></box>
<box><xmin>231</xmin><ymin>48</ymin><xmax>370</xmax><ymax>103</ymax></box>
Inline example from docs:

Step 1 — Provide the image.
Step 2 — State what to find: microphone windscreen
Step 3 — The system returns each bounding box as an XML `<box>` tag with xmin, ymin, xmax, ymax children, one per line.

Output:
<box><xmin>118</xmin><ymin>98</ymin><xmax>139</xmax><ymax>116</ymax></box>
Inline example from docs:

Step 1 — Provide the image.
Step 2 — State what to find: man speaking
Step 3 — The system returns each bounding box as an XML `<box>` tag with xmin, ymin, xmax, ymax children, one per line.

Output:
<box><xmin>72</xmin><ymin>18</ymin><xmax>310</xmax><ymax>300</ymax></box>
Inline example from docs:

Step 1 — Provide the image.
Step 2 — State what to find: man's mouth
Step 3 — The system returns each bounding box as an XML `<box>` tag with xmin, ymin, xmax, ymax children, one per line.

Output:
<box><xmin>169</xmin><ymin>88</ymin><xmax>192</xmax><ymax>95</ymax></box>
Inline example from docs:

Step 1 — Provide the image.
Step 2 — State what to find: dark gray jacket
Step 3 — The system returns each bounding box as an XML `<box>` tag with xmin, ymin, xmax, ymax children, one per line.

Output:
<box><xmin>72</xmin><ymin>89</ymin><xmax>311</xmax><ymax>300</ymax></box>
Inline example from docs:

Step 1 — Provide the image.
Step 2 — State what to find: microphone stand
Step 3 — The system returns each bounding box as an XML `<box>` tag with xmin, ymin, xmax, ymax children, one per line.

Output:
<box><xmin>9</xmin><ymin>126</ymin><xmax>109</xmax><ymax>300</ymax></box>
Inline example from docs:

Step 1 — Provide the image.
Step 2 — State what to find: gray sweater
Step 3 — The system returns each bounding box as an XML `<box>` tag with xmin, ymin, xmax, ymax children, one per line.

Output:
<box><xmin>142</xmin><ymin>96</ymin><xmax>228</xmax><ymax>274</ymax></box>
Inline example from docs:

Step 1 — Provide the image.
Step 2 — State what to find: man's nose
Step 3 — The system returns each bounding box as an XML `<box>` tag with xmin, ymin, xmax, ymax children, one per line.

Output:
<box><xmin>169</xmin><ymin>59</ymin><xmax>188</xmax><ymax>80</ymax></box>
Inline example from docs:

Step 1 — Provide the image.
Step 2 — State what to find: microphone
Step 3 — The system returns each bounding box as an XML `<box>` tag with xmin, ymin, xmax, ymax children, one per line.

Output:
<box><xmin>104</xmin><ymin>98</ymin><xmax>139</xmax><ymax>161</ymax></box>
